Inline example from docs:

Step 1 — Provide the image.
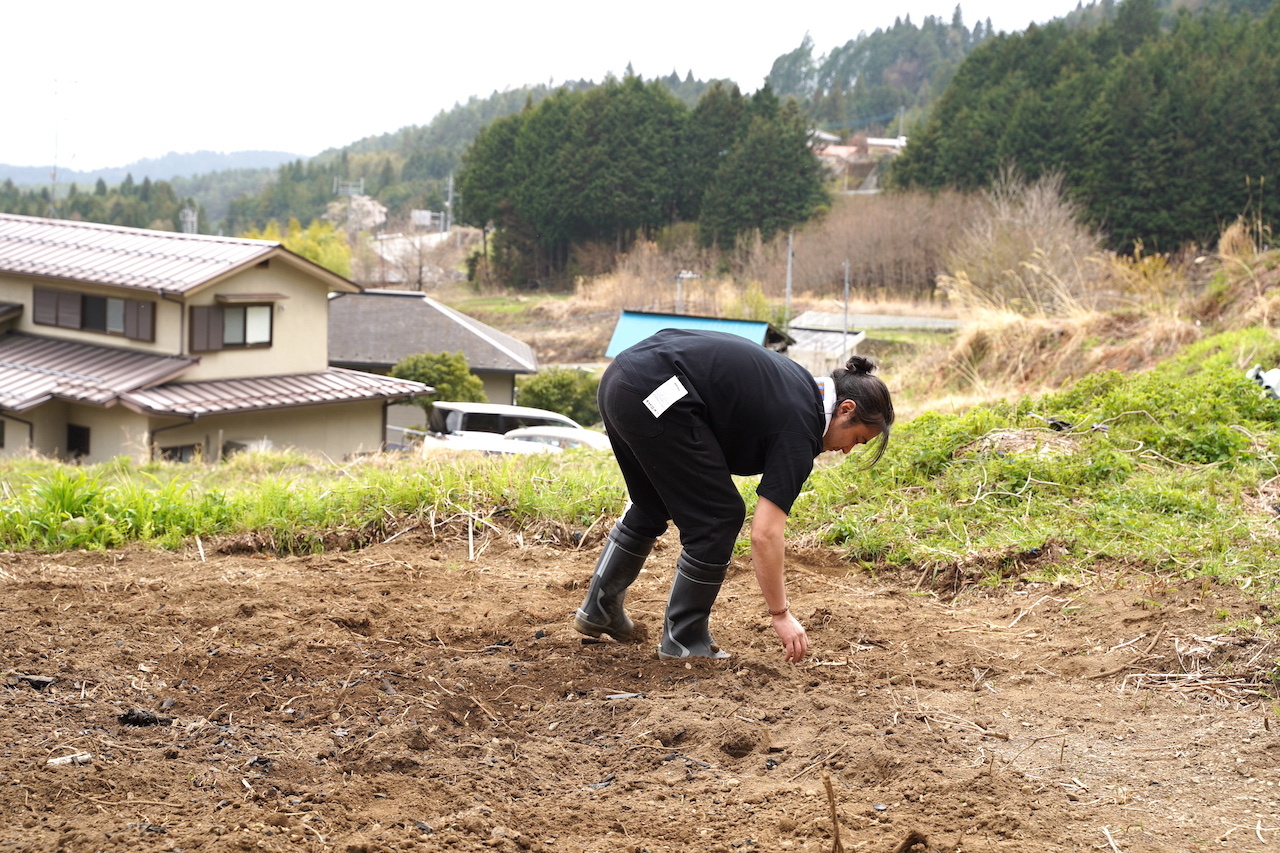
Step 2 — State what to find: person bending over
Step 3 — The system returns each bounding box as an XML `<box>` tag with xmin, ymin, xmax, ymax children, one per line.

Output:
<box><xmin>574</xmin><ymin>329</ymin><xmax>894</xmax><ymax>663</ymax></box>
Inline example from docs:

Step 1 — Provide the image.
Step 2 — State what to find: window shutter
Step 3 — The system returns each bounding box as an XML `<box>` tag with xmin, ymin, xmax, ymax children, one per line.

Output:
<box><xmin>56</xmin><ymin>291</ymin><xmax>81</xmax><ymax>329</ymax></box>
<box><xmin>125</xmin><ymin>300</ymin><xmax>155</xmax><ymax>342</ymax></box>
<box><xmin>190</xmin><ymin>306</ymin><xmax>224</xmax><ymax>352</ymax></box>
<box><xmin>32</xmin><ymin>287</ymin><xmax>58</xmax><ymax>325</ymax></box>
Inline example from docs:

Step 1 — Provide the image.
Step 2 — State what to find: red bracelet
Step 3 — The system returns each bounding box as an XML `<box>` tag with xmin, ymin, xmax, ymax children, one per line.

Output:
<box><xmin>769</xmin><ymin>605</ymin><xmax>789</xmax><ymax>617</ymax></box>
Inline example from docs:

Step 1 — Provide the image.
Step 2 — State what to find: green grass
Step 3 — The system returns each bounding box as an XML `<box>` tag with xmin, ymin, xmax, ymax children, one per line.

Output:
<box><xmin>790</xmin><ymin>327</ymin><xmax>1280</xmax><ymax>590</ymax></box>
<box><xmin>0</xmin><ymin>450</ymin><xmax>626</xmax><ymax>554</ymax></box>
<box><xmin>2</xmin><ymin>328</ymin><xmax>1278</xmax><ymax>603</ymax></box>
<box><xmin>447</xmin><ymin>293</ymin><xmax>570</xmax><ymax>327</ymax></box>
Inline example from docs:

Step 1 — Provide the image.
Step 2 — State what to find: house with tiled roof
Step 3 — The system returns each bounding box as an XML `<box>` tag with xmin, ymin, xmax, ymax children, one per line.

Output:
<box><xmin>0</xmin><ymin>213</ymin><xmax>431</xmax><ymax>463</ymax></box>
<box><xmin>328</xmin><ymin>289</ymin><xmax>537</xmax><ymax>407</ymax></box>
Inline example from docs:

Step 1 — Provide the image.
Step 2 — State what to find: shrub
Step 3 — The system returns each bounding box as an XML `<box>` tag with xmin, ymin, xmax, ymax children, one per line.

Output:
<box><xmin>390</xmin><ymin>351</ymin><xmax>486</xmax><ymax>414</ymax></box>
<box><xmin>517</xmin><ymin>368</ymin><xmax>601</xmax><ymax>426</ymax></box>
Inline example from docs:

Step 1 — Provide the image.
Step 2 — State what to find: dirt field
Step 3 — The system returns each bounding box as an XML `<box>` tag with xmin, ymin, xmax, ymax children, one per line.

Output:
<box><xmin>2</xmin><ymin>529</ymin><xmax>1277</xmax><ymax>852</ymax></box>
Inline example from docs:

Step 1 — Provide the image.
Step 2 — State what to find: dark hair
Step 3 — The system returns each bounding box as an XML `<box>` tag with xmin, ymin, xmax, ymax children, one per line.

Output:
<box><xmin>831</xmin><ymin>354</ymin><xmax>894</xmax><ymax>464</ymax></box>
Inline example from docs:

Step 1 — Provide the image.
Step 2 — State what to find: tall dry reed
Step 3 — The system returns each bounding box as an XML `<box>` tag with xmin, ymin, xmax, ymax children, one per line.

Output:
<box><xmin>938</xmin><ymin>169</ymin><xmax>1104</xmax><ymax>317</ymax></box>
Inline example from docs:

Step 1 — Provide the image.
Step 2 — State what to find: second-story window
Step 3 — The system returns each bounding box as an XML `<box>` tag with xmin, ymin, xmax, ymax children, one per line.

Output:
<box><xmin>190</xmin><ymin>303</ymin><xmax>273</xmax><ymax>352</ymax></box>
<box><xmin>32</xmin><ymin>286</ymin><xmax>155</xmax><ymax>342</ymax></box>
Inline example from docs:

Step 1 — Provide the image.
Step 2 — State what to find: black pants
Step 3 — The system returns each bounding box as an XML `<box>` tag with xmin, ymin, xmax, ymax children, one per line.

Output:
<box><xmin>598</xmin><ymin>360</ymin><xmax>746</xmax><ymax>564</ymax></box>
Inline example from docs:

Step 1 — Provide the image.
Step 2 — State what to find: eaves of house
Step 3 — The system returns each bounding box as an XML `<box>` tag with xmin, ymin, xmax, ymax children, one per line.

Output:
<box><xmin>123</xmin><ymin>368</ymin><xmax>431</xmax><ymax>418</ymax></box>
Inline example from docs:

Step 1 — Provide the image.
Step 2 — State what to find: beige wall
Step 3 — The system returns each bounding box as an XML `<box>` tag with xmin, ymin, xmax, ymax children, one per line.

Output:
<box><xmin>479</xmin><ymin>371</ymin><xmax>516</xmax><ymax>406</ymax></box>
<box><xmin>182</xmin><ymin>261</ymin><xmax>333</xmax><ymax>381</ymax></box>
<box><xmin>0</xmin><ymin>401</ymin><xmax>149</xmax><ymax>463</ymax></box>
<box><xmin>387</xmin><ymin>400</ymin><xmax>427</xmax><ymax>433</ymax></box>
<box><xmin>0</xmin><ymin>413</ymin><xmax>31</xmax><ymax>456</ymax></box>
<box><xmin>149</xmin><ymin>400</ymin><xmax>388</xmax><ymax>462</ymax></box>
<box><xmin>0</xmin><ymin>400</ymin><xmax>389</xmax><ymax>465</ymax></box>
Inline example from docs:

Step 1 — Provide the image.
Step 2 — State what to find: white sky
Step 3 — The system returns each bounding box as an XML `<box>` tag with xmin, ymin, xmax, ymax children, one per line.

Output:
<box><xmin>7</xmin><ymin>0</ymin><xmax>1083</xmax><ymax>171</ymax></box>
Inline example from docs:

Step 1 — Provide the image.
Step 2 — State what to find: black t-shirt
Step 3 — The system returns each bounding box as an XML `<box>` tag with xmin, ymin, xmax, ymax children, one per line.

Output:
<box><xmin>614</xmin><ymin>329</ymin><xmax>825</xmax><ymax>514</ymax></box>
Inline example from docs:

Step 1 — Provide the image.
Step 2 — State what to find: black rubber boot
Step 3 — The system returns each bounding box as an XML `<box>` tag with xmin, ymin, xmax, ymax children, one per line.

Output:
<box><xmin>573</xmin><ymin>521</ymin><xmax>656</xmax><ymax>642</ymax></box>
<box><xmin>658</xmin><ymin>551</ymin><xmax>731</xmax><ymax>660</ymax></box>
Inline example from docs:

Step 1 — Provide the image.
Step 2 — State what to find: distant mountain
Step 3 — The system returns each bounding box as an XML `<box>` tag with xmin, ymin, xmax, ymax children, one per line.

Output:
<box><xmin>0</xmin><ymin>150</ymin><xmax>303</xmax><ymax>188</ymax></box>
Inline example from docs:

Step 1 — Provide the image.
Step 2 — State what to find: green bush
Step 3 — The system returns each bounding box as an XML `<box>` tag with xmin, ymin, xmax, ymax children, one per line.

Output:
<box><xmin>517</xmin><ymin>367</ymin><xmax>601</xmax><ymax>426</ymax></box>
<box><xmin>390</xmin><ymin>351</ymin><xmax>486</xmax><ymax>415</ymax></box>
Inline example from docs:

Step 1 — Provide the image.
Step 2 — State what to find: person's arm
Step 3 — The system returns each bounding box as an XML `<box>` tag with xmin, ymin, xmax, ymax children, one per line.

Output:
<box><xmin>750</xmin><ymin>496</ymin><xmax>809</xmax><ymax>663</ymax></box>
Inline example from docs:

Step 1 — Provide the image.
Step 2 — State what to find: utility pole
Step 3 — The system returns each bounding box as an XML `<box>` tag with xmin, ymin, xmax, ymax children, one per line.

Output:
<box><xmin>842</xmin><ymin>260</ymin><xmax>851</xmax><ymax>357</ymax></box>
<box><xmin>445</xmin><ymin>173</ymin><xmax>454</xmax><ymax>232</ymax></box>
<box><xmin>675</xmin><ymin>270</ymin><xmax>700</xmax><ymax>314</ymax></box>
<box><xmin>784</xmin><ymin>229</ymin><xmax>794</xmax><ymax>329</ymax></box>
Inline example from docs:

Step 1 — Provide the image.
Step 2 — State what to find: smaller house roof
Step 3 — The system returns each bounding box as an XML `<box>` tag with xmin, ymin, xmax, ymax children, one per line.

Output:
<box><xmin>0</xmin><ymin>332</ymin><xmax>196</xmax><ymax>412</ymax></box>
<box><xmin>328</xmin><ymin>290</ymin><xmax>537</xmax><ymax>374</ymax></box>
<box><xmin>792</xmin><ymin>309</ymin><xmax>961</xmax><ymax>332</ymax></box>
<box><xmin>787</xmin><ymin>326</ymin><xmax>866</xmax><ymax>356</ymax></box>
<box><xmin>0</xmin><ymin>212</ymin><xmax>357</xmax><ymax>296</ymax></box>
<box><xmin>121</xmin><ymin>368</ymin><xmax>432</xmax><ymax>418</ymax></box>
<box><xmin>605</xmin><ymin>310</ymin><xmax>792</xmax><ymax>358</ymax></box>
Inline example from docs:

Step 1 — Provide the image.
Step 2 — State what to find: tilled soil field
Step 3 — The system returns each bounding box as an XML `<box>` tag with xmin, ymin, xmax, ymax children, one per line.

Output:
<box><xmin>2</xmin><ymin>531</ymin><xmax>1277</xmax><ymax>852</ymax></box>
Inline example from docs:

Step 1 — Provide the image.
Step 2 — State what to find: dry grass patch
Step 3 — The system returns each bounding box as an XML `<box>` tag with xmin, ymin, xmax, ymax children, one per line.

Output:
<box><xmin>906</xmin><ymin>310</ymin><xmax>1202</xmax><ymax>399</ymax></box>
<box><xmin>956</xmin><ymin>428</ymin><xmax>1081</xmax><ymax>459</ymax></box>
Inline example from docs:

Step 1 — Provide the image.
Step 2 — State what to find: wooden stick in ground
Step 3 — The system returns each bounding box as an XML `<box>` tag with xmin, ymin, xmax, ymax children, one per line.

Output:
<box><xmin>822</xmin><ymin>773</ymin><xmax>845</xmax><ymax>853</ymax></box>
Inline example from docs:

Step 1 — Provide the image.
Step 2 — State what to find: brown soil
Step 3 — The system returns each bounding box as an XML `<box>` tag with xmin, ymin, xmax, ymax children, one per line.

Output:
<box><xmin>2</xmin><ymin>532</ymin><xmax>1277</xmax><ymax>852</ymax></box>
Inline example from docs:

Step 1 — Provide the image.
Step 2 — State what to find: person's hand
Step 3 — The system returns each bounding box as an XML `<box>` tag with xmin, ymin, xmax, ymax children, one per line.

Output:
<box><xmin>771</xmin><ymin>611</ymin><xmax>808</xmax><ymax>663</ymax></box>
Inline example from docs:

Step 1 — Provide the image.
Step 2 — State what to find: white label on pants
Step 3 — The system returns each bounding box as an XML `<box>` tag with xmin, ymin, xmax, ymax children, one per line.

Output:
<box><xmin>643</xmin><ymin>375</ymin><xmax>688</xmax><ymax>417</ymax></box>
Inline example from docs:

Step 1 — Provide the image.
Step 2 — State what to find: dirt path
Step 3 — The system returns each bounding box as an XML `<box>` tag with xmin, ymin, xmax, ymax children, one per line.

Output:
<box><xmin>2</xmin><ymin>533</ymin><xmax>1276</xmax><ymax>852</ymax></box>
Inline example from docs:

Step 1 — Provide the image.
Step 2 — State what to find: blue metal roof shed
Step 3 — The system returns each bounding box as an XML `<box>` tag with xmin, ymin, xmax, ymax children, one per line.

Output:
<box><xmin>605</xmin><ymin>311</ymin><xmax>792</xmax><ymax>358</ymax></box>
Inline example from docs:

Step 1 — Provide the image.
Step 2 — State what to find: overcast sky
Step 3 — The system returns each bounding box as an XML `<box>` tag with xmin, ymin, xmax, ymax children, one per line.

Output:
<box><xmin>7</xmin><ymin>0</ymin><xmax>1083</xmax><ymax>171</ymax></box>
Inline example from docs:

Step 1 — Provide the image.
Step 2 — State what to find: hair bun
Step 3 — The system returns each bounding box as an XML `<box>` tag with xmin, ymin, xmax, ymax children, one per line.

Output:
<box><xmin>845</xmin><ymin>355</ymin><xmax>876</xmax><ymax>375</ymax></box>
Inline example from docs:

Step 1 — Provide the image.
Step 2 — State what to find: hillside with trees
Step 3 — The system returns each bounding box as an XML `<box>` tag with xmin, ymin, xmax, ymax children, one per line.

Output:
<box><xmin>767</xmin><ymin>11</ymin><xmax>995</xmax><ymax>138</ymax></box>
<box><xmin>455</xmin><ymin>76</ymin><xmax>826</xmax><ymax>288</ymax></box>
<box><xmin>0</xmin><ymin>150</ymin><xmax>296</xmax><ymax>189</ymax></box>
<box><xmin>0</xmin><ymin>174</ymin><xmax>199</xmax><ymax>233</ymax></box>
<box><xmin>889</xmin><ymin>0</ymin><xmax>1280</xmax><ymax>251</ymax></box>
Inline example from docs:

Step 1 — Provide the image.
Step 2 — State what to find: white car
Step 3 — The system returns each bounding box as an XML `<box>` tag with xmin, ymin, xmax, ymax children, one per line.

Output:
<box><xmin>428</xmin><ymin>401</ymin><xmax>584</xmax><ymax>437</ymax></box>
<box><xmin>504</xmin><ymin>426</ymin><xmax>612</xmax><ymax>452</ymax></box>
<box><xmin>420</xmin><ymin>430</ymin><xmax>556</xmax><ymax>456</ymax></box>
<box><xmin>422</xmin><ymin>402</ymin><xmax>585</xmax><ymax>455</ymax></box>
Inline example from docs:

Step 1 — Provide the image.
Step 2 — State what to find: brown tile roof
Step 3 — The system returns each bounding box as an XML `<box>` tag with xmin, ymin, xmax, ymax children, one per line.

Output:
<box><xmin>121</xmin><ymin>368</ymin><xmax>432</xmax><ymax>417</ymax></box>
<box><xmin>0</xmin><ymin>332</ymin><xmax>196</xmax><ymax>412</ymax></box>
<box><xmin>0</xmin><ymin>213</ymin><xmax>357</xmax><ymax>295</ymax></box>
